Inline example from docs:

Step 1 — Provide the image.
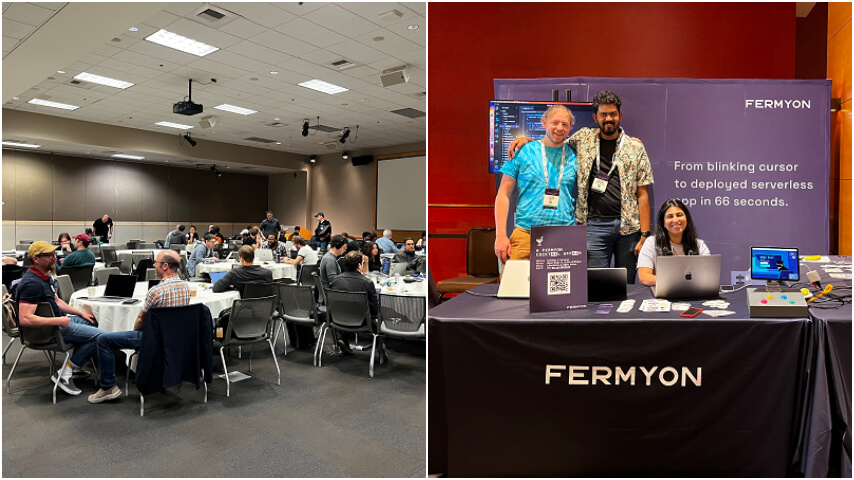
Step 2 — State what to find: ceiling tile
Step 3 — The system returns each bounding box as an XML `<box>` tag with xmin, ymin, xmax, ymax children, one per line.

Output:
<box><xmin>3</xmin><ymin>35</ymin><xmax>19</xmax><ymax>52</ymax></box>
<box><xmin>238</xmin><ymin>4</ymin><xmax>297</xmax><ymax>29</ymax></box>
<box><xmin>327</xmin><ymin>41</ymin><xmax>388</xmax><ymax>65</ymax></box>
<box><xmin>276</xmin><ymin>57</ymin><xmax>317</xmax><ymax>74</ymax></box>
<box><xmin>226</xmin><ymin>40</ymin><xmax>293</xmax><ymax>66</ymax></box>
<box><xmin>2</xmin><ymin>18</ymin><xmax>35</xmax><ymax>39</ymax></box>
<box><xmin>3</xmin><ymin>2</ymin><xmax>55</xmax><ymax>27</ymax></box>
<box><xmin>162</xmin><ymin>18</ymin><xmax>243</xmax><ymax>50</ymax></box>
<box><xmin>337</xmin><ymin>3</ymin><xmax>420</xmax><ymax>26</ymax></box>
<box><xmin>216</xmin><ymin>17</ymin><xmax>268</xmax><ymax>40</ymax></box>
<box><xmin>355</xmin><ymin>29</ymin><xmax>420</xmax><ymax>57</ymax></box>
<box><xmin>386</xmin><ymin>17</ymin><xmax>425</xmax><ymax>46</ymax></box>
<box><xmin>274</xmin><ymin>17</ymin><xmax>348</xmax><ymax>48</ymax></box>
<box><xmin>205</xmin><ymin>48</ymin><xmax>270</xmax><ymax>73</ymax></box>
<box><xmin>140</xmin><ymin>10</ymin><xmax>181</xmax><ymax>30</ymax></box>
<box><xmin>303</xmin><ymin>4</ymin><xmax>379</xmax><ymax>38</ymax></box>
<box><xmin>161</xmin><ymin>2</ymin><xmax>205</xmax><ymax>17</ymax></box>
<box><xmin>249</xmin><ymin>29</ymin><xmax>318</xmax><ymax>57</ymax></box>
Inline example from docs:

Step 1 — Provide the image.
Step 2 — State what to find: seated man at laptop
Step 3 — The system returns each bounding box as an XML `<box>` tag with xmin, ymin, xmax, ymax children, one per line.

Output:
<box><xmin>637</xmin><ymin>199</ymin><xmax>710</xmax><ymax>286</ymax></box>
<box><xmin>392</xmin><ymin>238</ymin><xmax>425</xmax><ymax>274</ymax></box>
<box><xmin>212</xmin><ymin>246</ymin><xmax>273</xmax><ymax>297</ymax></box>
<box><xmin>16</xmin><ymin>241</ymin><xmax>103</xmax><ymax>396</ymax></box>
<box><xmin>88</xmin><ymin>250</ymin><xmax>190</xmax><ymax>403</ymax></box>
<box><xmin>187</xmin><ymin>234</ymin><xmax>218</xmax><ymax>277</ymax></box>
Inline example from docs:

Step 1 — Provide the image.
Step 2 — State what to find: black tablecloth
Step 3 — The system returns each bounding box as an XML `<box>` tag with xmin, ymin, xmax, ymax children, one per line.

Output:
<box><xmin>429</xmin><ymin>284</ymin><xmax>810</xmax><ymax>477</ymax></box>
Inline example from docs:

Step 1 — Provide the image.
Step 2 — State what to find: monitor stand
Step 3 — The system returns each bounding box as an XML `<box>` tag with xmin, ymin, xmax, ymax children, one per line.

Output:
<box><xmin>765</xmin><ymin>280</ymin><xmax>783</xmax><ymax>292</ymax></box>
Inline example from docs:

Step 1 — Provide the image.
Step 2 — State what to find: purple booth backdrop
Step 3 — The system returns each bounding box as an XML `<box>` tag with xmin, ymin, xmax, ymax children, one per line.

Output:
<box><xmin>495</xmin><ymin>77</ymin><xmax>831</xmax><ymax>284</ymax></box>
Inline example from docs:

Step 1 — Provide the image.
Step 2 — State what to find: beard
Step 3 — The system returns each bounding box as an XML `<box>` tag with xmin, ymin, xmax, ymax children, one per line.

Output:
<box><xmin>48</xmin><ymin>262</ymin><xmax>57</xmax><ymax>275</ymax></box>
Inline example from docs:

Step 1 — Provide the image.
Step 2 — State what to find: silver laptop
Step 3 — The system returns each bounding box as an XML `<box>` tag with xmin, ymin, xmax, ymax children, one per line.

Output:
<box><xmin>389</xmin><ymin>262</ymin><xmax>407</xmax><ymax>277</ymax></box>
<box><xmin>653</xmin><ymin>254</ymin><xmax>722</xmax><ymax>299</ymax></box>
<box><xmin>254</xmin><ymin>249</ymin><xmax>274</xmax><ymax>262</ymax></box>
<box><xmin>497</xmin><ymin>260</ymin><xmax>530</xmax><ymax>298</ymax></box>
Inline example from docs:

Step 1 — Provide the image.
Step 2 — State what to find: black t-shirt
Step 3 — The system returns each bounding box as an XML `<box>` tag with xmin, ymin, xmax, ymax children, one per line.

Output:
<box><xmin>587</xmin><ymin>137</ymin><xmax>622</xmax><ymax>218</ymax></box>
<box><xmin>93</xmin><ymin>217</ymin><xmax>113</xmax><ymax>236</ymax></box>
<box><xmin>16</xmin><ymin>268</ymin><xmax>61</xmax><ymax>316</ymax></box>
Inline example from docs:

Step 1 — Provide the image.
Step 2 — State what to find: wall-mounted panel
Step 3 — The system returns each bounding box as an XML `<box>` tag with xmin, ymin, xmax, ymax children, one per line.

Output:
<box><xmin>16</xmin><ymin>152</ymin><xmax>53</xmax><ymax>221</ymax></box>
<box><xmin>115</xmin><ymin>161</ymin><xmax>144</xmax><ymax>222</ymax></box>
<box><xmin>52</xmin><ymin>155</ymin><xmax>94</xmax><ymax>221</ymax></box>
<box><xmin>84</xmin><ymin>161</ymin><xmax>116</xmax><ymax>222</ymax></box>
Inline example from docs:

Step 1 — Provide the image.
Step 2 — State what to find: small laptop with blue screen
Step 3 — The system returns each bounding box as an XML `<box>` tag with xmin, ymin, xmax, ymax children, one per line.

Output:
<box><xmin>209</xmin><ymin>271</ymin><xmax>228</xmax><ymax>284</ymax></box>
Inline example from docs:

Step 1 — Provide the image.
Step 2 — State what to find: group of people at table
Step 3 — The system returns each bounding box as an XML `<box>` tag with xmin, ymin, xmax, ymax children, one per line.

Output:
<box><xmin>496</xmin><ymin>90</ymin><xmax>709</xmax><ymax>285</ymax></box>
<box><xmin>7</xmin><ymin>209</ymin><xmax>427</xmax><ymax>403</ymax></box>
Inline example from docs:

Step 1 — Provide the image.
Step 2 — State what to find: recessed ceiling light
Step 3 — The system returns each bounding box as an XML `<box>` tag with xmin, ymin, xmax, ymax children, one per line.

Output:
<box><xmin>270</xmin><ymin>71</ymin><xmax>279</xmax><ymax>75</ymax></box>
<box><xmin>155</xmin><ymin>121</ymin><xmax>194</xmax><ymax>129</ymax></box>
<box><xmin>144</xmin><ymin>29</ymin><xmax>219</xmax><ymax>57</ymax></box>
<box><xmin>74</xmin><ymin>72</ymin><xmax>134</xmax><ymax>89</ymax></box>
<box><xmin>298</xmin><ymin>79</ymin><xmax>348</xmax><ymax>95</ymax></box>
<box><xmin>407</xmin><ymin>25</ymin><xmax>419</xmax><ymax>30</ymax></box>
<box><xmin>56</xmin><ymin>70</ymin><xmax>65</xmax><ymax>74</ymax></box>
<box><xmin>129</xmin><ymin>26</ymin><xmax>139</xmax><ymax>32</ymax></box>
<box><xmin>274</xmin><ymin>117</ymin><xmax>280</xmax><ymax>121</ymax></box>
<box><xmin>275</xmin><ymin>142</ymin><xmax>281</xmax><ymax>145</ymax></box>
<box><xmin>373</xmin><ymin>36</ymin><xmax>384</xmax><ymax>42</ymax></box>
<box><xmin>13</xmin><ymin>97</ymin><xmax>19</xmax><ymax>100</ymax></box>
<box><xmin>112</xmin><ymin>153</ymin><xmax>145</xmax><ymax>160</ymax></box>
<box><xmin>214</xmin><ymin>104</ymin><xmax>257</xmax><ymax>115</ymax></box>
<box><xmin>2</xmin><ymin>141</ymin><xmax>40</xmax><ymax>148</ymax></box>
<box><xmin>28</xmin><ymin>98</ymin><xmax>79</xmax><ymax>110</ymax></box>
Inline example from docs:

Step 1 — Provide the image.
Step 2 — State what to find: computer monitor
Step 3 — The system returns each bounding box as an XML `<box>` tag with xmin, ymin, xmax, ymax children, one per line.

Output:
<box><xmin>751</xmin><ymin>247</ymin><xmax>799</xmax><ymax>289</ymax></box>
<box><xmin>489</xmin><ymin>100</ymin><xmax>597</xmax><ymax>173</ymax></box>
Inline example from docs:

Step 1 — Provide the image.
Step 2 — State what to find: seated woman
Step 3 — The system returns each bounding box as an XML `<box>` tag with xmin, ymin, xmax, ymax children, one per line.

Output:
<box><xmin>360</xmin><ymin>240</ymin><xmax>382</xmax><ymax>272</ymax></box>
<box><xmin>637</xmin><ymin>198</ymin><xmax>710</xmax><ymax>286</ymax></box>
<box><xmin>57</xmin><ymin>232</ymin><xmax>73</xmax><ymax>254</ymax></box>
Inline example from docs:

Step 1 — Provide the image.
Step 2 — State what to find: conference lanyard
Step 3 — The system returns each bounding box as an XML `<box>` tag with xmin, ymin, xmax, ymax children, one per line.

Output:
<box><xmin>541</xmin><ymin>141</ymin><xmax>566</xmax><ymax>210</ymax></box>
<box><xmin>595</xmin><ymin>130</ymin><xmax>627</xmax><ymax>177</ymax></box>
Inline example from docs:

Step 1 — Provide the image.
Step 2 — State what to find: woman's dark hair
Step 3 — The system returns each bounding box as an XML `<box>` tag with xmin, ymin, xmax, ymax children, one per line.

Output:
<box><xmin>360</xmin><ymin>240</ymin><xmax>378</xmax><ymax>259</ymax></box>
<box><xmin>57</xmin><ymin>232</ymin><xmax>71</xmax><ymax>243</ymax></box>
<box><xmin>655</xmin><ymin>198</ymin><xmax>699</xmax><ymax>257</ymax></box>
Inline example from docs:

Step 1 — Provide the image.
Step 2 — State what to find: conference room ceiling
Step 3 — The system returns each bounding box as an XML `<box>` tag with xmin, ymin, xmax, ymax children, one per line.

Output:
<box><xmin>2</xmin><ymin>2</ymin><xmax>426</xmax><ymax>171</ymax></box>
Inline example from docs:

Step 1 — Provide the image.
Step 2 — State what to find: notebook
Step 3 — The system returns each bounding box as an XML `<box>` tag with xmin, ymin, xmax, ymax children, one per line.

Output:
<box><xmin>587</xmin><ymin>268</ymin><xmax>628</xmax><ymax>302</ymax></box>
<box><xmin>497</xmin><ymin>260</ymin><xmax>530</xmax><ymax>298</ymax></box>
<box><xmin>652</xmin><ymin>255</ymin><xmax>722</xmax><ymax>299</ymax></box>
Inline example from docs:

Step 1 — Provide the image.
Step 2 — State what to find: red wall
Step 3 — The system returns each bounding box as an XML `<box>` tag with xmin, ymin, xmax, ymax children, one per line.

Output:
<box><xmin>429</xmin><ymin>2</ymin><xmax>796</xmax><ymax>283</ymax></box>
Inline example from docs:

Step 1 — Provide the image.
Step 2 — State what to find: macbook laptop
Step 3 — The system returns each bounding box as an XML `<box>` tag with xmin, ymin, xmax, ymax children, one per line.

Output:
<box><xmin>147</xmin><ymin>279</ymin><xmax>160</xmax><ymax>290</ymax></box>
<box><xmin>389</xmin><ymin>262</ymin><xmax>407</xmax><ymax>277</ymax></box>
<box><xmin>497</xmin><ymin>260</ymin><xmax>530</xmax><ymax>298</ymax></box>
<box><xmin>209</xmin><ymin>271</ymin><xmax>228</xmax><ymax>284</ymax></box>
<box><xmin>587</xmin><ymin>268</ymin><xmax>627</xmax><ymax>302</ymax></box>
<box><xmin>92</xmin><ymin>274</ymin><xmax>138</xmax><ymax>301</ymax></box>
<box><xmin>652</xmin><ymin>254</ymin><xmax>722</xmax><ymax>299</ymax></box>
<box><xmin>254</xmin><ymin>249</ymin><xmax>274</xmax><ymax>262</ymax></box>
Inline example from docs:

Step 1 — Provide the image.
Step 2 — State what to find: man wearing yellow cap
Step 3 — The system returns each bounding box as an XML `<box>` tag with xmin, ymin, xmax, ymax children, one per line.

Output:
<box><xmin>14</xmin><ymin>241</ymin><xmax>104</xmax><ymax>396</ymax></box>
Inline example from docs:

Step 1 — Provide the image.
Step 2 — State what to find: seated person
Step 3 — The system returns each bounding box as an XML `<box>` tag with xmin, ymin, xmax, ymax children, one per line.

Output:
<box><xmin>337</xmin><ymin>237</ymin><xmax>362</xmax><ymax>272</ymax></box>
<box><xmin>637</xmin><ymin>198</ymin><xmax>710</xmax><ymax>286</ymax></box>
<box><xmin>360</xmin><ymin>241</ymin><xmax>382</xmax><ymax>272</ymax></box>
<box><xmin>321</xmin><ymin>235</ymin><xmax>348</xmax><ymax>288</ymax></box>
<box><xmin>213</xmin><ymin>246</ymin><xmax>274</xmax><ymax>297</ymax></box>
<box><xmin>187</xmin><ymin>234</ymin><xmax>218</xmax><ymax>277</ymax></box>
<box><xmin>57</xmin><ymin>232</ymin><xmax>74</xmax><ymax>255</ymax></box>
<box><xmin>165</xmin><ymin>224</ymin><xmax>187</xmax><ymax>247</ymax></box>
<box><xmin>330</xmin><ymin>251</ymin><xmax>380</xmax><ymax>356</ymax></box>
<box><xmin>267</xmin><ymin>234</ymin><xmax>289</xmax><ymax>261</ymax></box>
<box><xmin>186</xmin><ymin>225</ymin><xmax>200</xmax><ymax>243</ymax></box>
<box><xmin>392</xmin><ymin>237</ymin><xmax>425</xmax><ymax>274</ymax></box>
<box><xmin>57</xmin><ymin>234</ymin><xmax>96</xmax><ymax>274</ymax></box>
<box><xmin>88</xmin><ymin>251</ymin><xmax>189</xmax><ymax>403</ymax></box>
<box><xmin>284</xmin><ymin>236</ymin><xmax>318</xmax><ymax>267</ymax></box>
<box><xmin>16</xmin><ymin>241</ymin><xmax>102</xmax><ymax>396</ymax></box>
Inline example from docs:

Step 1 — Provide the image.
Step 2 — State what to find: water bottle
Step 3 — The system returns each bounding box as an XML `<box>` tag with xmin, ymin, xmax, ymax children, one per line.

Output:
<box><xmin>394</xmin><ymin>273</ymin><xmax>401</xmax><ymax>291</ymax></box>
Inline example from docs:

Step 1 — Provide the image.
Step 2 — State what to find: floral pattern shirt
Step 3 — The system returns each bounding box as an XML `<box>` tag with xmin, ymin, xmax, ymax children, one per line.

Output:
<box><xmin>568</xmin><ymin>127</ymin><xmax>654</xmax><ymax>235</ymax></box>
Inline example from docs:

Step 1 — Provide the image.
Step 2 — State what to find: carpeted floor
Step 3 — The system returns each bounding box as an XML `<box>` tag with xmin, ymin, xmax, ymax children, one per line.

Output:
<box><xmin>1</xmin><ymin>332</ymin><xmax>425</xmax><ymax>477</ymax></box>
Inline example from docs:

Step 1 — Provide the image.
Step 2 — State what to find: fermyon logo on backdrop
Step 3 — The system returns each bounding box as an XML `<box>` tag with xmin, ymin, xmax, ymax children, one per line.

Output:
<box><xmin>745</xmin><ymin>99</ymin><xmax>811</xmax><ymax>109</ymax></box>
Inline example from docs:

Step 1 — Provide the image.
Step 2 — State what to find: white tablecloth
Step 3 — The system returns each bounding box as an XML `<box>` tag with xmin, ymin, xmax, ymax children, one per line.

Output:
<box><xmin>69</xmin><ymin>281</ymin><xmax>239</xmax><ymax>333</ymax></box>
<box><xmin>366</xmin><ymin>273</ymin><xmax>427</xmax><ymax>297</ymax></box>
<box><xmin>196</xmin><ymin>261</ymin><xmax>297</xmax><ymax>281</ymax></box>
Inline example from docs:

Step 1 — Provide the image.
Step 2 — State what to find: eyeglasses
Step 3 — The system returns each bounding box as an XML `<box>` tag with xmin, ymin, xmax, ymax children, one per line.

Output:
<box><xmin>36</xmin><ymin>252</ymin><xmax>57</xmax><ymax>258</ymax></box>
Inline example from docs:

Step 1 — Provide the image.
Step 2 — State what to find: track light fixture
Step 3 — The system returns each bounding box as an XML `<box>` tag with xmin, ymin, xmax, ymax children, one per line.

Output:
<box><xmin>309</xmin><ymin>155</ymin><xmax>317</xmax><ymax>163</ymax></box>
<box><xmin>302</xmin><ymin>120</ymin><xmax>309</xmax><ymax>137</ymax></box>
<box><xmin>183</xmin><ymin>132</ymin><xmax>197</xmax><ymax>147</ymax></box>
<box><xmin>339</xmin><ymin>128</ymin><xmax>350</xmax><ymax>144</ymax></box>
<box><xmin>342</xmin><ymin>151</ymin><xmax>349</xmax><ymax>159</ymax></box>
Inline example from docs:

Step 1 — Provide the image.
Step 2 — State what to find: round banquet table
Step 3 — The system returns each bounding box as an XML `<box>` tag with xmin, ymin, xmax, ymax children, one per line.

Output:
<box><xmin>365</xmin><ymin>273</ymin><xmax>427</xmax><ymax>297</ymax></box>
<box><xmin>69</xmin><ymin>281</ymin><xmax>239</xmax><ymax>333</ymax></box>
<box><xmin>196</xmin><ymin>260</ymin><xmax>297</xmax><ymax>281</ymax></box>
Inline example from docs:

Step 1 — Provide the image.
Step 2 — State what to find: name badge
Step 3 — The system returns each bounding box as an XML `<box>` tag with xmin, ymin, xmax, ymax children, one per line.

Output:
<box><xmin>591</xmin><ymin>172</ymin><xmax>609</xmax><ymax>194</ymax></box>
<box><xmin>543</xmin><ymin>188</ymin><xmax>560</xmax><ymax>209</ymax></box>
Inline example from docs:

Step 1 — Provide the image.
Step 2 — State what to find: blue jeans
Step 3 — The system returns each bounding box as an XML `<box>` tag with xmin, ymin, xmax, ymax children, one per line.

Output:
<box><xmin>96</xmin><ymin>330</ymin><xmax>142</xmax><ymax>388</ymax></box>
<box><xmin>586</xmin><ymin>217</ymin><xmax>641</xmax><ymax>284</ymax></box>
<box><xmin>59</xmin><ymin>316</ymin><xmax>104</xmax><ymax>368</ymax></box>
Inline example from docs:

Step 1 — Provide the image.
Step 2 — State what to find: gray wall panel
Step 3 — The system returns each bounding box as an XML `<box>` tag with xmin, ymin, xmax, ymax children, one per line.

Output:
<box><xmin>51</xmin><ymin>154</ymin><xmax>88</xmax><ymax>221</ymax></box>
<box><xmin>115</xmin><ymin>161</ymin><xmax>143</xmax><ymax>222</ymax></box>
<box><xmin>136</xmin><ymin>163</ymin><xmax>165</xmax><ymax>223</ymax></box>
<box><xmin>16</xmin><ymin>152</ymin><xmax>53</xmax><ymax>221</ymax></box>
<box><xmin>85</xmin><ymin>161</ymin><xmax>116</xmax><ymax>223</ymax></box>
<box><xmin>2</xmin><ymin>150</ymin><xmax>17</xmax><ymax>220</ymax></box>
<box><xmin>166</xmin><ymin>167</ymin><xmax>198</xmax><ymax>221</ymax></box>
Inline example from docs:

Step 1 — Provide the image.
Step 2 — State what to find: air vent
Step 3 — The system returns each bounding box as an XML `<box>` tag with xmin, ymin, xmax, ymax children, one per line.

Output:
<box><xmin>262</xmin><ymin>121</ymin><xmax>289</xmax><ymax>128</ymax></box>
<box><xmin>190</xmin><ymin>4</ymin><xmax>238</xmax><ymax>28</ymax></box>
<box><xmin>390</xmin><ymin>108</ymin><xmax>425</xmax><ymax>119</ymax></box>
<box><xmin>331</xmin><ymin>59</ymin><xmax>357</xmax><ymax>70</ymax></box>
<box><xmin>311</xmin><ymin>124</ymin><xmax>343</xmax><ymax>133</ymax></box>
<box><xmin>378</xmin><ymin>9</ymin><xmax>403</xmax><ymax>21</ymax></box>
<box><xmin>67</xmin><ymin>79</ymin><xmax>96</xmax><ymax>90</ymax></box>
<box><xmin>245</xmin><ymin>137</ymin><xmax>278</xmax><ymax>144</ymax></box>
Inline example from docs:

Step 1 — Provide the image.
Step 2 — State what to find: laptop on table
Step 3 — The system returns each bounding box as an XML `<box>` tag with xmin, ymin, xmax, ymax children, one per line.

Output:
<box><xmin>92</xmin><ymin>274</ymin><xmax>138</xmax><ymax>302</ymax></box>
<box><xmin>254</xmin><ymin>249</ymin><xmax>274</xmax><ymax>262</ymax></box>
<box><xmin>652</xmin><ymin>255</ymin><xmax>722</xmax><ymax>299</ymax></box>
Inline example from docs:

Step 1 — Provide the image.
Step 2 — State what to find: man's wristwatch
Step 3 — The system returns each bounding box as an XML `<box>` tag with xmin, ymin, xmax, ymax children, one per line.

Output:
<box><xmin>640</xmin><ymin>231</ymin><xmax>652</xmax><ymax>237</ymax></box>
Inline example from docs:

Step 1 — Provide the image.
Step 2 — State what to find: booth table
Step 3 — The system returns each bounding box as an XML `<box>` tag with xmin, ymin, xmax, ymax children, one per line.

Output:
<box><xmin>196</xmin><ymin>260</ymin><xmax>296</xmax><ymax>281</ymax></box>
<box><xmin>70</xmin><ymin>282</ymin><xmax>239</xmax><ymax>334</ymax></box>
<box><xmin>428</xmin><ymin>277</ymin><xmax>850</xmax><ymax>477</ymax></box>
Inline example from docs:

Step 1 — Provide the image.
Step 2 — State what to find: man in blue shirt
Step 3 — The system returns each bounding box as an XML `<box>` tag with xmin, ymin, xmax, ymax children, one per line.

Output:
<box><xmin>495</xmin><ymin>105</ymin><xmax>578</xmax><ymax>263</ymax></box>
<box><xmin>187</xmin><ymin>234</ymin><xmax>218</xmax><ymax>277</ymax></box>
<box><xmin>375</xmin><ymin>229</ymin><xmax>398</xmax><ymax>254</ymax></box>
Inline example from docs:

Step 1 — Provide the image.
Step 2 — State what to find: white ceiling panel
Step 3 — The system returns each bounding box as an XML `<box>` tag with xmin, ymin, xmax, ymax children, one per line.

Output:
<box><xmin>165</xmin><ymin>17</ymin><xmax>243</xmax><ymax>50</ymax></box>
<box><xmin>327</xmin><ymin>40</ymin><xmax>388</xmax><ymax>66</ymax></box>
<box><xmin>338</xmin><ymin>3</ymin><xmax>419</xmax><ymax>25</ymax></box>
<box><xmin>215</xmin><ymin>16</ymin><xmax>268</xmax><ymax>39</ymax></box>
<box><xmin>303</xmin><ymin>4</ymin><xmax>379</xmax><ymax>38</ymax></box>
<box><xmin>273</xmin><ymin>3</ymin><xmax>326</xmax><ymax>16</ymax></box>
<box><xmin>3</xmin><ymin>17</ymin><xmax>36</xmax><ymax>39</ymax></box>
<box><xmin>238</xmin><ymin>3</ymin><xmax>296</xmax><ymax>29</ymax></box>
<box><xmin>275</xmin><ymin>17</ymin><xmax>348</xmax><ymax>49</ymax></box>
<box><xmin>354</xmin><ymin>29</ymin><xmax>420</xmax><ymax>57</ymax></box>
<box><xmin>386</xmin><ymin>17</ymin><xmax>424</xmax><ymax>46</ymax></box>
<box><xmin>4</xmin><ymin>2</ymin><xmax>55</xmax><ymax>27</ymax></box>
<box><xmin>139</xmin><ymin>10</ymin><xmax>180</xmax><ymax>30</ymax></box>
<box><xmin>226</xmin><ymin>39</ymin><xmax>293</xmax><ymax>65</ymax></box>
<box><xmin>250</xmin><ymin>29</ymin><xmax>318</xmax><ymax>57</ymax></box>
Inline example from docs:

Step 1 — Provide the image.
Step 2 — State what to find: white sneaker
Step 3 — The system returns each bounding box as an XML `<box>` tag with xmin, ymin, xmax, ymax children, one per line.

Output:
<box><xmin>50</xmin><ymin>374</ymin><xmax>81</xmax><ymax>395</ymax></box>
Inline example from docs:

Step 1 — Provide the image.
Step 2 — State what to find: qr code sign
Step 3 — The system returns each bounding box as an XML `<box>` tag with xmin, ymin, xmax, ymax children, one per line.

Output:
<box><xmin>547</xmin><ymin>271</ymin><xmax>571</xmax><ymax>295</ymax></box>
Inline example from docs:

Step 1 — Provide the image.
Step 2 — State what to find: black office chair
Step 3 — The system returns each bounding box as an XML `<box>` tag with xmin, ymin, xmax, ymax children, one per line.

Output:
<box><xmin>61</xmin><ymin>265</ymin><xmax>94</xmax><ymax>291</ymax></box>
<box><xmin>278</xmin><ymin>283</ymin><xmax>324</xmax><ymax>364</ymax></box>
<box><xmin>323</xmin><ymin>289</ymin><xmax>382</xmax><ymax>377</ymax></box>
<box><xmin>298</xmin><ymin>264</ymin><xmax>319</xmax><ymax>286</ymax></box>
<box><xmin>213</xmin><ymin>296</ymin><xmax>278</xmax><ymax>397</ymax></box>
<box><xmin>101</xmin><ymin>247</ymin><xmax>118</xmax><ymax>268</ymax></box>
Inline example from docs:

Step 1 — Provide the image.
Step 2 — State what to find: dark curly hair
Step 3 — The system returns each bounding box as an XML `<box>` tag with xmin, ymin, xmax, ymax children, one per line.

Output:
<box><xmin>592</xmin><ymin>90</ymin><xmax>622</xmax><ymax>114</ymax></box>
<box><xmin>654</xmin><ymin>198</ymin><xmax>700</xmax><ymax>257</ymax></box>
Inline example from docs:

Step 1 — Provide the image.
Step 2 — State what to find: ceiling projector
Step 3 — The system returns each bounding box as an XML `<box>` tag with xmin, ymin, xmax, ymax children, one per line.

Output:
<box><xmin>173</xmin><ymin>100</ymin><xmax>203</xmax><ymax>115</ymax></box>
